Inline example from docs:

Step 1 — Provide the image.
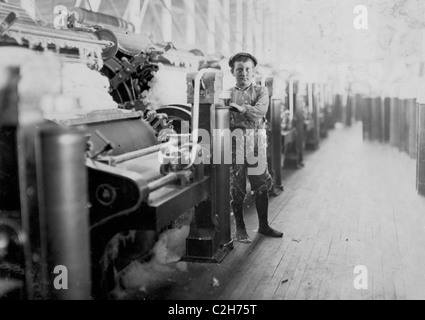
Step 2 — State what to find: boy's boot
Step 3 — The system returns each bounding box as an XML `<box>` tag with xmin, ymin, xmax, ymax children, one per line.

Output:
<box><xmin>256</xmin><ymin>192</ymin><xmax>283</xmax><ymax>238</ymax></box>
<box><xmin>233</xmin><ymin>208</ymin><xmax>252</xmax><ymax>243</ymax></box>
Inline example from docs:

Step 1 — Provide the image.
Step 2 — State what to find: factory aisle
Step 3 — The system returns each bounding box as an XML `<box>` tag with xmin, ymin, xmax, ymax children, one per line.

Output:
<box><xmin>122</xmin><ymin>123</ymin><xmax>425</xmax><ymax>301</ymax></box>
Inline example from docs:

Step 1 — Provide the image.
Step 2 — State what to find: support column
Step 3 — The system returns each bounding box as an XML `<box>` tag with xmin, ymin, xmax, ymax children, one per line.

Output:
<box><xmin>277</xmin><ymin>0</ymin><xmax>285</xmax><ymax>63</ymax></box>
<box><xmin>245</xmin><ymin>0</ymin><xmax>254</xmax><ymax>53</ymax></box>
<box><xmin>390</xmin><ymin>97</ymin><xmax>399</xmax><ymax>147</ymax></box>
<box><xmin>289</xmin><ymin>79</ymin><xmax>294</xmax><ymax>119</ymax></box>
<box><xmin>308</xmin><ymin>82</ymin><xmax>313</xmax><ymax>115</ymax></box>
<box><xmin>319</xmin><ymin>83</ymin><xmax>328</xmax><ymax>138</ymax></box>
<box><xmin>235</xmin><ymin>0</ymin><xmax>243</xmax><ymax>52</ymax></box>
<box><xmin>222</xmin><ymin>0</ymin><xmax>230</xmax><ymax>56</ymax></box>
<box><xmin>37</xmin><ymin>125</ymin><xmax>90</xmax><ymax>300</ymax></box>
<box><xmin>214</xmin><ymin>105</ymin><xmax>232</xmax><ymax>246</ymax></box>
<box><xmin>123</xmin><ymin>0</ymin><xmax>142</xmax><ymax>33</ymax></box>
<box><xmin>78</xmin><ymin>0</ymin><xmax>101</xmax><ymax>12</ymax></box>
<box><xmin>185</xmin><ymin>71</ymin><xmax>233</xmax><ymax>262</ymax></box>
<box><xmin>270</xmin><ymin>82</ymin><xmax>284</xmax><ymax>195</ymax></box>
<box><xmin>207</xmin><ymin>0</ymin><xmax>216</xmax><ymax>54</ymax></box>
<box><xmin>417</xmin><ymin>101</ymin><xmax>425</xmax><ymax>196</ymax></box>
<box><xmin>306</xmin><ymin>83</ymin><xmax>320</xmax><ymax>150</ymax></box>
<box><xmin>162</xmin><ymin>0</ymin><xmax>172</xmax><ymax>43</ymax></box>
<box><xmin>254</xmin><ymin>0</ymin><xmax>263</xmax><ymax>60</ymax></box>
<box><xmin>371</xmin><ymin>96</ymin><xmax>382</xmax><ymax>142</ymax></box>
<box><xmin>20</xmin><ymin>0</ymin><xmax>36</xmax><ymax>20</ymax></box>
<box><xmin>408</xmin><ymin>99</ymin><xmax>418</xmax><ymax>159</ymax></box>
<box><xmin>383</xmin><ymin>97</ymin><xmax>391</xmax><ymax>143</ymax></box>
<box><xmin>184</xmin><ymin>0</ymin><xmax>196</xmax><ymax>47</ymax></box>
<box><xmin>268</xmin><ymin>0</ymin><xmax>278</xmax><ymax>63</ymax></box>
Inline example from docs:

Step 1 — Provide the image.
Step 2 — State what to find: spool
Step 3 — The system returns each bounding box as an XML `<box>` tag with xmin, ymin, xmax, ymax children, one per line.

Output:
<box><xmin>36</xmin><ymin>124</ymin><xmax>91</xmax><ymax>300</ymax></box>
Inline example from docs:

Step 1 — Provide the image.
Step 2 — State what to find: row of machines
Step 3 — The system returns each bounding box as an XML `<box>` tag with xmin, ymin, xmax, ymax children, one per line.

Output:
<box><xmin>359</xmin><ymin>86</ymin><xmax>425</xmax><ymax>197</ymax></box>
<box><xmin>0</xmin><ymin>2</ymin><xmax>233</xmax><ymax>299</ymax></box>
<box><xmin>261</xmin><ymin>76</ymin><xmax>335</xmax><ymax>197</ymax></box>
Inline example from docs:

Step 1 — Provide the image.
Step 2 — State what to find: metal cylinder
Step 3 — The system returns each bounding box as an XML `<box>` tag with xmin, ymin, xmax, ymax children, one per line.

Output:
<box><xmin>355</xmin><ymin>94</ymin><xmax>363</xmax><ymax>122</ymax></box>
<box><xmin>390</xmin><ymin>98</ymin><xmax>397</xmax><ymax>147</ymax></box>
<box><xmin>383</xmin><ymin>98</ymin><xmax>391</xmax><ymax>143</ymax></box>
<box><xmin>408</xmin><ymin>99</ymin><xmax>418</xmax><ymax>159</ymax></box>
<box><xmin>399</xmin><ymin>99</ymin><xmax>407</xmax><ymax>153</ymax></box>
<box><xmin>0</xmin><ymin>66</ymin><xmax>20</xmax><ymax>211</ymax></box>
<box><xmin>408</xmin><ymin>99</ymin><xmax>416</xmax><ymax>157</ymax></box>
<box><xmin>346</xmin><ymin>95</ymin><xmax>353</xmax><ymax>127</ymax></box>
<box><xmin>312</xmin><ymin>84</ymin><xmax>320</xmax><ymax>148</ymax></box>
<box><xmin>334</xmin><ymin>94</ymin><xmax>343</xmax><ymax>124</ymax></box>
<box><xmin>72</xmin><ymin>7</ymin><xmax>135</xmax><ymax>32</ymax></box>
<box><xmin>371</xmin><ymin>97</ymin><xmax>382</xmax><ymax>142</ymax></box>
<box><xmin>396</xmin><ymin>98</ymin><xmax>402</xmax><ymax>151</ymax></box>
<box><xmin>37</xmin><ymin>124</ymin><xmax>91</xmax><ymax>300</ymax></box>
<box><xmin>418</xmin><ymin>103</ymin><xmax>425</xmax><ymax>197</ymax></box>
<box><xmin>147</xmin><ymin>173</ymin><xmax>178</xmax><ymax>193</ymax></box>
<box><xmin>362</xmin><ymin>97</ymin><xmax>372</xmax><ymax>141</ymax></box>
<box><xmin>271</xmin><ymin>99</ymin><xmax>283</xmax><ymax>191</ymax></box>
<box><xmin>214</xmin><ymin>105</ymin><xmax>231</xmax><ymax>246</ymax></box>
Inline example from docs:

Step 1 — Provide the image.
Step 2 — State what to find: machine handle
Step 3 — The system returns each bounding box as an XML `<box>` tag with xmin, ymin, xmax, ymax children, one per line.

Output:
<box><xmin>0</xmin><ymin>12</ymin><xmax>17</xmax><ymax>36</ymax></box>
<box><xmin>90</xmin><ymin>130</ymin><xmax>115</xmax><ymax>159</ymax></box>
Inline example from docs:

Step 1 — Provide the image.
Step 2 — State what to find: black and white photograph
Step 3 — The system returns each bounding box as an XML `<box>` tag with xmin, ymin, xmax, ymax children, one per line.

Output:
<box><xmin>1</xmin><ymin>0</ymin><xmax>425</xmax><ymax>305</ymax></box>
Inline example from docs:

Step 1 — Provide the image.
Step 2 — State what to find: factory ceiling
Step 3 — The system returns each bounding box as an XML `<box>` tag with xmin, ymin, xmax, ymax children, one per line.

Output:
<box><xmin>2</xmin><ymin>0</ymin><xmax>424</xmax><ymax>85</ymax></box>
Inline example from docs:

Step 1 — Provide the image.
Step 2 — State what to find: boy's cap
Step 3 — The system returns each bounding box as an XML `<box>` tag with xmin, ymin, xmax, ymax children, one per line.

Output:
<box><xmin>229</xmin><ymin>52</ymin><xmax>258</xmax><ymax>67</ymax></box>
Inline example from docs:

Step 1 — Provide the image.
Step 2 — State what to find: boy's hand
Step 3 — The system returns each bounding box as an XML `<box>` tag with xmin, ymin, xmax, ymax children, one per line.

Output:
<box><xmin>229</xmin><ymin>103</ymin><xmax>247</xmax><ymax>114</ymax></box>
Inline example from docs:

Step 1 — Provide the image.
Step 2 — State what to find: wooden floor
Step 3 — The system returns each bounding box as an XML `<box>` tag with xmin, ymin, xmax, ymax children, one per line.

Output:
<box><xmin>122</xmin><ymin>123</ymin><xmax>425</xmax><ymax>301</ymax></box>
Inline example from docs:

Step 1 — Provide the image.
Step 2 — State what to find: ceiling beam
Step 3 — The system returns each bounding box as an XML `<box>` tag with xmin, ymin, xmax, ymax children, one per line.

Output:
<box><xmin>123</xmin><ymin>0</ymin><xmax>142</xmax><ymax>32</ymax></box>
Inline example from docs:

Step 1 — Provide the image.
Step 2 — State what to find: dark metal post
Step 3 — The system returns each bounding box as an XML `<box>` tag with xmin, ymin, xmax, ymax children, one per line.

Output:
<box><xmin>214</xmin><ymin>105</ymin><xmax>232</xmax><ymax>248</ymax></box>
<box><xmin>362</xmin><ymin>97</ymin><xmax>372</xmax><ymax>141</ymax></box>
<box><xmin>271</xmin><ymin>98</ymin><xmax>283</xmax><ymax>194</ymax></box>
<box><xmin>383</xmin><ymin>97</ymin><xmax>391</xmax><ymax>143</ymax></box>
<box><xmin>397</xmin><ymin>98</ymin><xmax>404</xmax><ymax>151</ymax></box>
<box><xmin>335</xmin><ymin>94</ymin><xmax>343</xmax><ymax>124</ymax></box>
<box><xmin>185</xmin><ymin>71</ymin><xmax>232</xmax><ymax>263</ymax></box>
<box><xmin>355</xmin><ymin>94</ymin><xmax>363</xmax><ymax>123</ymax></box>
<box><xmin>0</xmin><ymin>66</ymin><xmax>35</xmax><ymax>300</ymax></box>
<box><xmin>346</xmin><ymin>95</ymin><xmax>353</xmax><ymax>127</ymax></box>
<box><xmin>391</xmin><ymin>98</ymin><xmax>401</xmax><ymax>149</ymax></box>
<box><xmin>313</xmin><ymin>84</ymin><xmax>320</xmax><ymax>149</ymax></box>
<box><xmin>408</xmin><ymin>99</ymin><xmax>418</xmax><ymax>159</ymax></box>
<box><xmin>371</xmin><ymin>97</ymin><xmax>382</xmax><ymax>142</ymax></box>
<box><xmin>36</xmin><ymin>124</ymin><xmax>91</xmax><ymax>300</ymax></box>
<box><xmin>417</xmin><ymin>102</ymin><xmax>425</xmax><ymax>196</ymax></box>
<box><xmin>399</xmin><ymin>99</ymin><xmax>408</xmax><ymax>154</ymax></box>
<box><xmin>390</xmin><ymin>98</ymin><xmax>397</xmax><ymax>147</ymax></box>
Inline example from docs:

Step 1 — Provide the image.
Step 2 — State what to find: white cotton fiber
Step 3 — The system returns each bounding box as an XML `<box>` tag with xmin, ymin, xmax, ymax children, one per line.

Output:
<box><xmin>144</xmin><ymin>64</ymin><xmax>188</xmax><ymax>108</ymax></box>
<box><xmin>60</xmin><ymin>62</ymin><xmax>118</xmax><ymax>112</ymax></box>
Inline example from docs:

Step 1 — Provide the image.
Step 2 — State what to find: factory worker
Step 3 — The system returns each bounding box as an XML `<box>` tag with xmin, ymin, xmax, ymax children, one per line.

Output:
<box><xmin>228</xmin><ymin>52</ymin><xmax>284</xmax><ymax>243</ymax></box>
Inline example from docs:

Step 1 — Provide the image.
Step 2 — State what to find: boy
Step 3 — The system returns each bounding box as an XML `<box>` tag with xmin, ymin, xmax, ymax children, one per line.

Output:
<box><xmin>228</xmin><ymin>52</ymin><xmax>283</xmax><ymax>243</ymax></box>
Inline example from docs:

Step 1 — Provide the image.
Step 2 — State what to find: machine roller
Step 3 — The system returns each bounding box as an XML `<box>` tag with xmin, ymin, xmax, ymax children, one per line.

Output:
<box><xmin>0</xmin><ymin>2</ymin><xmax>117</xmax><ymax>66</ymax></box>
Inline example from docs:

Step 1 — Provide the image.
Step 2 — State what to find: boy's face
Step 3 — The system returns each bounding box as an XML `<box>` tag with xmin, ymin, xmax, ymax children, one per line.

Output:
<box><xmin>232</xmin><ymin>59</ymin><xmax>255</xmax><ymax>89</ymax></box>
